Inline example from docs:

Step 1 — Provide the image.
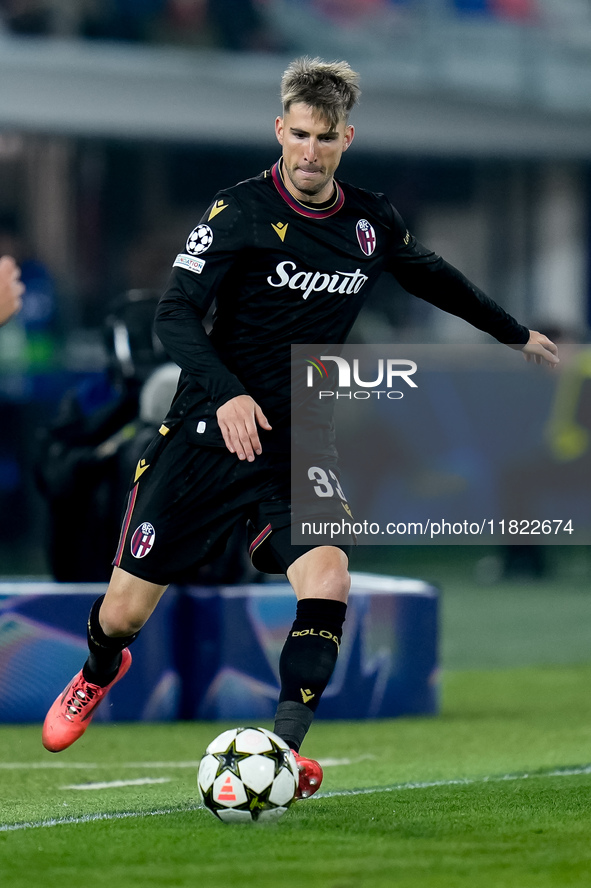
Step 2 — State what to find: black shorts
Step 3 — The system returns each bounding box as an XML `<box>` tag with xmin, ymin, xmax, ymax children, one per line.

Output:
<box><xmin>113</xmin><ymin>423</ymin><xmax>352</xmax><ymax>584</ymax></box>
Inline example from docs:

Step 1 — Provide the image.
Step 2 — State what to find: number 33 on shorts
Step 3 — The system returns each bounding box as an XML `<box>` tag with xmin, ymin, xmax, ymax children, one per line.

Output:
<box><xmin>307</xmin><ymin>465</ymin><xmax>353</xmax><ymax>517</ymax></box>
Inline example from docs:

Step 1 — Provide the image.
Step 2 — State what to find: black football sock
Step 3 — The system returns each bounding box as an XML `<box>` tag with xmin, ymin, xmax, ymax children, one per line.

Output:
<box><xmin>82</xmin><ymin>595</ymin><xmax>139</xmax><ymax>687</ymax></box>
<box><xmin>274</xmin><ymin>701</ymin><xmax>314</xmax><ymax>753</ymax></box>
<box><xmin>274</xmin><ymin>598</ymin><xmax>347</xmax><ymax>751</ymax></box>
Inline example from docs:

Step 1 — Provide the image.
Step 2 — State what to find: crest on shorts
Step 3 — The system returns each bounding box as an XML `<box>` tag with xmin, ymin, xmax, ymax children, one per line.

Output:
<box><xmin>356</xmin><ymin>219</ymin><xmax>376</xmax><ymax>256</ymax></box>
<box><xmin>131</xmin><ymin>522</ymin><xmax>156</xmax><ymax>559</ymax></box>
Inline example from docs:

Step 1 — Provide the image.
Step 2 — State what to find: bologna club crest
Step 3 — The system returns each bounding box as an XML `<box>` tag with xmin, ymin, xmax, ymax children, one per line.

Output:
<box><xmin>356</xmin><ymin>219</ymin><xmax>376</xmax><ymax>256</ymax></box>
<box><xmin>131</xmin><ymin>522</ymin><xmax>156</xmax><ymax>559</ymax></box>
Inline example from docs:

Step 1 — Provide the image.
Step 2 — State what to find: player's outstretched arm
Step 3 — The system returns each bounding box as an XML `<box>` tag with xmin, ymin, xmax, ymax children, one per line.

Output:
<box><xmin>216</xmin><ymin>394</ymin><xmax>272</xmax><ymax>462</ymax></box>
<box><xmin>0</xmin><ymin>255</ymin><xmax>24</xmax><ymax>326</ymax></box>
<box><xmin>519</xmin><ymin>330</ymin><xmax>559</xmax><ymax>368</ymax></box>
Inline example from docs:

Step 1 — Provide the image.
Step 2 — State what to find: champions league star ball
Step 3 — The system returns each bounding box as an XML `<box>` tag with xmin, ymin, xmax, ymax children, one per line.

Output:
<box><xmin>198</xmin><ymin>727</ymin><xmax>299</xmax><ymax>823</ymax></box>
<box><xmin>186</xmin><ymin>224</ymin><xmax>213</xmax><ymax>255</ymax></box>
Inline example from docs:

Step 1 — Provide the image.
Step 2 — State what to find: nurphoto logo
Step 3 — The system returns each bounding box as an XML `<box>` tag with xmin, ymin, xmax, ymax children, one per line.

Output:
<box><xmin>306</xmin><ymin>354</ymin><xmax>418</xmax><ymax>400</ymax></box>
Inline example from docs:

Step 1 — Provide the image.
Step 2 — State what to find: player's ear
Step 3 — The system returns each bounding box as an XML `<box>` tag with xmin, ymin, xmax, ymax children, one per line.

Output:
<box><xmin>275</xmin><ymin>116</ymin><xmax>284</xmax><ymax>146</ymax></box>
<box><xmin>343</xmin><ymin>125</ymin><xmax>355</xmax><ymax>151</ymax></box>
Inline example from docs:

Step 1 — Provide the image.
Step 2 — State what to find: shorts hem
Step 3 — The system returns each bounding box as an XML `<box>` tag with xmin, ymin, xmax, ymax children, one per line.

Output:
<box><xmin>111</xmin><ymin>559</ymin><xmax>171</xmax><ymax>587</ymax></box>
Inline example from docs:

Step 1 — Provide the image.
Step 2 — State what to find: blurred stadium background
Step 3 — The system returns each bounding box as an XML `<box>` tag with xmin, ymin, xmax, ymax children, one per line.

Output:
<box><xmin>0</xmin><ymin>0</ymin><xmax>590</xmax><ymax>638</ymax></box>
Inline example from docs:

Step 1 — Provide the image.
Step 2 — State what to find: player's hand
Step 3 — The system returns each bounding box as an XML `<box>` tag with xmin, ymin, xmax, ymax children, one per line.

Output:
<box><xmin>216</xmin><ymin>394</ymin><xmax>272</xmax><ymax>461</ymax></box>
<box><xmin>520</xmin><ymin>330</ymin><xmax>559</xmax><ymax>368</ymax></box>
<box><xmin>0</xmin><ymin>255</ymin><xmax>24</xmax><ymax>326</ymax></box>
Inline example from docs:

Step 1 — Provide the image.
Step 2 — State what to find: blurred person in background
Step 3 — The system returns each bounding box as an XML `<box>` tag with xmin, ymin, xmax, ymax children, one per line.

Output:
<box><xmin>41</xmin><ymin>58</ymin><xmax>557</xmax><ymax>800</ymax></box>
<box><xmin>497</xmin><ymin>324</ymin><xmax>590</xmax><ymax>582</ymax></box>
<box><xmin>0</xmin><ymin>255</ymin><xmax>24</xmax><ymax>326</ymax></box>
<box><xmin>0</xmin><ymin>222</ymin><xmax>57</xmax><ymax>367</ymax></box>
<box><xmin>34</xmin><ymin>290</ymin><xmax>168</xmax><ymax>581</ymax></box>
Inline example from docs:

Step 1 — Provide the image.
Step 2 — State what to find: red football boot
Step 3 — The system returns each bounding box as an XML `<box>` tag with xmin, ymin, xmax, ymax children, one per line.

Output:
<box><xmin>293</xmin><ymin>750</ymin><xmax>323</xmax><ymax>799</ymax></box>
<box><xmin>42</xmin><ymin>649</ymin><xmax>132</xmax><ymax>753</ymax></box>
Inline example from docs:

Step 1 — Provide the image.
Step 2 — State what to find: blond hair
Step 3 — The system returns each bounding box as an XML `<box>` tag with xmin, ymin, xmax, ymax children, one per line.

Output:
<box><xmin>280</xmin><ymin>57</ymin><xmax>360</xmax><ymax>128</ymax></box>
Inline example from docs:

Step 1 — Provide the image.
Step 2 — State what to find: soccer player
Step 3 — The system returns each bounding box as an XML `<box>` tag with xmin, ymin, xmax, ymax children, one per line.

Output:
<box><xmin>0</xmin><ymin>255</ymin><xmax>24</xmax><ymax>326</ymax></box>
<box><xmin>42</xmin><ymin>58</ymin><xmax>558</xmax><ymax>798</ymax></box>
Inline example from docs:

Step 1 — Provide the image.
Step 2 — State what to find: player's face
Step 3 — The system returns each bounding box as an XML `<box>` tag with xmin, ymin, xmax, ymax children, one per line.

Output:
<box><xmin>275</xmin><ymin>103</ymin><xmax>354</xmax><ymax>203</ymax></box>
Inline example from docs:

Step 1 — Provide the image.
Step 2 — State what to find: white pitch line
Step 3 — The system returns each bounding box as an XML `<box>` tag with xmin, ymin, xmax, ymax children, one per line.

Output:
<box><xmin>118</xmin><ymin>761</ymin><xmax>202</xmax><ymax>770</ymax></box>
<box><xmin>0</xmin><ymin>756</ymin><xmax>371</xmax><ymax>772</ymax></box>
<box><xmin>0</xmin><ymin>805</ymin><xmax>201</xmax><ymax>833</ymax></box>
<box><xmin>62</xmin><ymin>777</ymin><xmax>172</xmax><ymax>791</ymax></box>
<box><xmin>2</xmin><ymin>763</ymin><xmax>591</xmax><ymax>833</ymax></box>
<box><xmin>0</xmin><ymin>762</ymin><xmax>102</xmax><ymax>770</ymax></box>
<box><xmin>319</xmin><ymin>755</ymin><xmax>375</xmax><ymax>767</ymax></box>
<box><xmin>0</xmin><ymin>756</ymin><xmax>371</xmax><ymax>771</ymax></box>
<box><xmin>314</xmin><ymin>763</ymin><xmax>591</xmax><ymax>800</ymax></box>
<box><xmin>0</xmin><ymin>761</ymin><xmax>201</xmax><ymax>771</ymax></box>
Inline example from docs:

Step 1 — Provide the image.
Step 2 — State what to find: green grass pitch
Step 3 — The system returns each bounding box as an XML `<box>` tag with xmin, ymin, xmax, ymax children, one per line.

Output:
<box><xmin>2</xmin><ymin>549</ymin><xmax>590</xmax><ymax>885</ymax></box>
<box><xmin>1</xmin><ymin>663</ymin><xmax>591</xmax><ymax>888</ymax></box>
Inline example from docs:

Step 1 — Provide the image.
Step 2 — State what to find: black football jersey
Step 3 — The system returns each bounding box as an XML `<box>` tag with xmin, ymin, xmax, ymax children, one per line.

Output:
<box><xmin>155</xmin><ymin>159</ymin><xmax>529</xmax><ymax>447</ymax></box>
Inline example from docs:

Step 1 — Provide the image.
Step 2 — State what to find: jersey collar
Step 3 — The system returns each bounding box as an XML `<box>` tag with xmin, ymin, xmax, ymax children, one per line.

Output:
<box><xmin>271</xmin><ymin>159</ymin><xmax>345</xmax><ymax>219</ymax></box>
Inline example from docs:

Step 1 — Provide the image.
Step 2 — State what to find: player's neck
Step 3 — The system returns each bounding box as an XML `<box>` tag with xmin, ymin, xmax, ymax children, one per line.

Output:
<box><xmin>289</xmin><ymin>180</ymin><xmax>335</xmax><ymax>205</ymax></box>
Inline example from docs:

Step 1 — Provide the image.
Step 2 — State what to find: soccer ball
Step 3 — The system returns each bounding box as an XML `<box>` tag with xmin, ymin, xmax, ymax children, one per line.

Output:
<box><xmin>198</xmin><ymin>727</ymin><xmax>299</xmax><ymax>823</ymax></box>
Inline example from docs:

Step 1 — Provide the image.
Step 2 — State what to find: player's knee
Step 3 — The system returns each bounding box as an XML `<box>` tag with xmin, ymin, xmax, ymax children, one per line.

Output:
<box><xmin>99</xmin><ymin>603</ymin><xmax>146</xmax><ymax>638</ymax></box>
<box><xmin>288</xmin><ymin>547</ymin><xmax>350</xmax><ymax>602</ymax></box>
<box><xmin>298</xmin><ymin>564</ymin><xmax>350</xmax><ymax>602</ymax></box>
<box><xmin>100</xmin><ymin>569</ymin><xmax>166</xmax><ymax>637</ymax></box>
<box><xmin>317</xmin><ymin>565</ymin><xmax>350</xmax><ymax>601</ymax></box>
